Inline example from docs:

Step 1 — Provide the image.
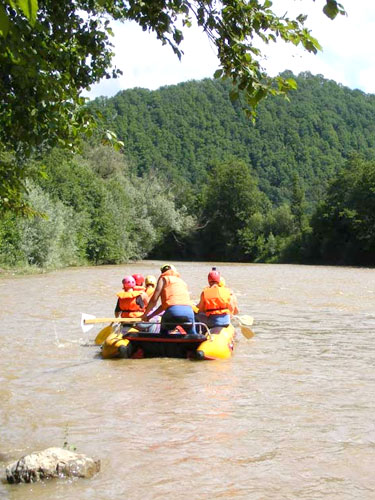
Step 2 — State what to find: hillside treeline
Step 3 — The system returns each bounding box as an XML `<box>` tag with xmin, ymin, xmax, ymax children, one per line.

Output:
<box><xmin>92</xmin><ymin>72</ymin><xmax>375</xmax><ymax>206</ymax></box>
<box><xmin>1</xmin><ymin>73</ymin><xmax>375</xmax><ymax>269</ymax></box>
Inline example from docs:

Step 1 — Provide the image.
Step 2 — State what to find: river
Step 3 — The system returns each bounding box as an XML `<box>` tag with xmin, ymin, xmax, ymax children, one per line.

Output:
<box><xmin>1</xmin><ymin>262</ymin><xmax>375</xmax><ymax>499</ymax></box>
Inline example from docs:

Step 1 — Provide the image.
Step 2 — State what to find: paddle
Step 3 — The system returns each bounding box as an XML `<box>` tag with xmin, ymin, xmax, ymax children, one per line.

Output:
<box><xmin>232</xmin><ymin>315</ymin><xmax>255</xmax><ymax>339</ymax></box>
<box><xmin>81</xmin><ymin>313</ymin><xmax>144</xmax><ymax>345</ymax></box>
<box><xmin>81</xmin><ymin>313</ymin><xmax>142</xmax><ymax>330</ymax></box>
<box><xmin>95</xmin><ymin>324</ymin><xmax>114</xmax><ymax>345</ymax></box>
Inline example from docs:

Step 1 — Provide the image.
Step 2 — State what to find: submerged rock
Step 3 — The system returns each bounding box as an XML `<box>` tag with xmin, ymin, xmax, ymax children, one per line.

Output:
<box><xmin>5</xmin><ymin>447</ymin><xmax>100</xmax><ymax>483</ymax></box>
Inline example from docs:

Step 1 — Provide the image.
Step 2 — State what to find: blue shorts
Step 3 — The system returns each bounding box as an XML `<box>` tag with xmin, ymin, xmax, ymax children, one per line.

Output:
<box><xmin>195</xmin><ymin>312</ymin><xmax>230</xmax><ymax>328</ymax></box>
<box><xmin>161</xmin><ymin>305</ymin><xmax>196</xmax><ymax>335</ymax></box>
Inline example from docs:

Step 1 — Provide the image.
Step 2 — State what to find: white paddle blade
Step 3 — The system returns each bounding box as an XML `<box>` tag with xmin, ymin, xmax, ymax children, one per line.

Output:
<box><xmin>238</xmin><ymin>315</ymin><xmax>254</xmax><ymax>327</ymax></box>
<box><xmin>81</xmin><ymin>313</ymin><xmax>96</xmax><ymax>333</ymax></box>
<box><xmin>232</xmin><ymin>315</ymin><xmax>254</xmax><ymax>327</ymax></box>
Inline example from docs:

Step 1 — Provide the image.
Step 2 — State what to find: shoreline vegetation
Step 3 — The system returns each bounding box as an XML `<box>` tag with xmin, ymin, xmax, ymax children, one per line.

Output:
<box><xmin>0</xmin><ymin>258</ymin><xmax>374</xmax><ymax>281</ymax></box>
<box><xmin>1</xmin><ymin>74</ymin><xmax>375</xmax><ymax>270</ymax></box>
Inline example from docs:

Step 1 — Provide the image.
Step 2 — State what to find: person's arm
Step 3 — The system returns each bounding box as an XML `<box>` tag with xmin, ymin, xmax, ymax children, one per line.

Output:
<box><xmin>135</xmin><ymin>291</ymin><xmax>150</xmax><ymax>310</ymax></box>
<box><xmin>147</xmin><ymin>304</ymin><xmax>164</xmax><ymax>320</ymax></box>
<box><xmin>143</xmin><ymin>277</ymin><xmax>164</xmax><ymax>319</ymax></box>
<box><xmin>197</xmin><ymin>292</ymin><xmax>205</xmax><ymax>313</ymax></box>
<box><xmin>142</xmin><ymin>291</ymin><xmax>150</xmax><ymax>306</ymax></box>
<box><xmin>114</xmin><ymin>298</ymin><xmax>121</xmax><ymax>318</ymax></box>
<box><xmin>230</xmin><ymin>292</ymin><xmax>239</xmax><ymax>315</ymax></box>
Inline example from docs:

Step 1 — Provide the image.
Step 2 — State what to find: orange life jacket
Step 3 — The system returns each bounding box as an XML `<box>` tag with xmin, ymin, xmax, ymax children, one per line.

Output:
<box><xmin>159</xmin><ymin>270</ymin><xmax>191</xmax><ymax>310</ymax></box>
<box><xmin>117</xmin><ymin>290</ymin><xmax>145</xmax><ymax>318</ymax></box>
<box><xmin>134</xmin><ymin>285</ymin><xmax>146</xmax><ymax>292</ymax></box>
<box><xmin>201</xmin><ymin>285</ymin><xmax>231</xmax><ymax>316</ymax></box>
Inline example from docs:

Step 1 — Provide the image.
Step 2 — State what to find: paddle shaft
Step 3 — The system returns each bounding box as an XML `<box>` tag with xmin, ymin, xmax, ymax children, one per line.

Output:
<box><xmin>84</xmin><ymin>317</ymin><xmax>141</xmax><ymax>325</ymax></box>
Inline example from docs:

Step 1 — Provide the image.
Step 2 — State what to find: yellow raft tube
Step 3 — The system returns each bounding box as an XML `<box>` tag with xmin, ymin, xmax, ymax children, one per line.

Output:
<box><xmin>101</xmin><ymin>323</ymin><xmax>235</xmax><ymax>361</ymax></box>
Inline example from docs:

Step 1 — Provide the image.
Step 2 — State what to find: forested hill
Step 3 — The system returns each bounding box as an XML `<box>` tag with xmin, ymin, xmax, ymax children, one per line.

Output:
<box><xmin>2</xmin><ymin>73</ymin><xmax>375</xmax><ymax>271</ymax></box>
<box><xmin>91</xmin><ymin>71</ymin><xmax>375</xmax><ymax>205</ymax></box>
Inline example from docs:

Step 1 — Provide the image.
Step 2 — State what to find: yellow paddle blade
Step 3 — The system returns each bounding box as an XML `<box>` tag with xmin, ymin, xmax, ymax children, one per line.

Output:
<box><xmin>95</xmin><ymin>325</ymin><xmax>114</xmax><ymax>345</ymax></box>
<box><xmin>240</xmin><ymin>324</ymin><xmax>255</xmax><ymax>339</ymax></box>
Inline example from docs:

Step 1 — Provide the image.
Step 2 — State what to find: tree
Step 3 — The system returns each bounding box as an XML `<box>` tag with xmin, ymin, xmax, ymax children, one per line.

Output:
<box><xmin>291</xmin><ymin>174</ymin><xmax>308</xmax><ymax>232</ymax></box>
<box><xmin>309</xmin><ymin>156</ymin><xmax>375</xmax><ymax>265</ymax></box>
<box><xmin>1</xmin><ymin>0</ymin><xmax>345</xmax><ymax>209</ymax></box>
<box><xmin>198</xmin><ymin>159</ymin><xmax>266</xmax><ymax>260</ymax></box>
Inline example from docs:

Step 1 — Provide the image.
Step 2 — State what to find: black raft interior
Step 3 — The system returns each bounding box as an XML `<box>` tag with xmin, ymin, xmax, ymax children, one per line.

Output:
<box><xmin>122</xmin><ymin>332</ymin><xmax>207</xmax><ymax>359</ymax></box>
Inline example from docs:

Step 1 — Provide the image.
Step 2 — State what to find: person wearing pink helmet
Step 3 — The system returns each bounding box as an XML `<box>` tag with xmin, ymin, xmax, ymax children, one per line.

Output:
<box><xmin>114</xmin><ymin>275</ymin><xmax>149</xmax><ymax>318</ymax></box>
<box><xmin>195</xmin><ymin>267</ymin><xmax>238</xmax><ymax>328</ymax></box>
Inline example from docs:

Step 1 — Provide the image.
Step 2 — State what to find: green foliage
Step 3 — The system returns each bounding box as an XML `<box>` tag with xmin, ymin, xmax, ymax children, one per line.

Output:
<box><xmin>308</xmin><ymin>156</ymin><xmax>375</xmax><ymax>265</ymax></box>
<box><xmin>19</xmin><ymin>183</ymin><xmax>81</xmax><ymax>268</ymax></box>
<box><xmin>196</xmin><ymin>159</ymin><xmax>267</xmax><ymax>261</ymax></box>
<box><xmin>0</xmin><ymin>210</ymin><xmax>25</xmax><ymax>266</ymax></box>
<box><xmin>291</xmin><ymin>174</ymin><xmax>308</xmax><ymax>232</ymax></box>
<box><xmin>1</xmin><ymin>0</ymin><xmax>344</xmax><ymax>207</ymax></box>
<box><xmin>100</xmin><ymin>73</ymin><xmax>375</xmax><ymax>207</ymax></box>
<box><xmin>0</xmin><ymin>144</ymin><xmax>196</xmax><ymax>269</ymax></box>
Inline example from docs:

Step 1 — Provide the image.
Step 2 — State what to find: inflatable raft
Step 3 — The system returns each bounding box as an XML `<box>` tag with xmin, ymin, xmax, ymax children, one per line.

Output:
<box><xmin>101</xmin><ymin>322</ymin><xmax>235</xmax><ymax>361</ymax></box>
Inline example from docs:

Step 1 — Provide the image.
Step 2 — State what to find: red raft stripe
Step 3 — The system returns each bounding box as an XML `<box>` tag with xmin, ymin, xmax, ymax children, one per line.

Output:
<box><xmin>124</xmin><ymin>336</ymin><xmax>204</xmax><ymax>343</ymax></box>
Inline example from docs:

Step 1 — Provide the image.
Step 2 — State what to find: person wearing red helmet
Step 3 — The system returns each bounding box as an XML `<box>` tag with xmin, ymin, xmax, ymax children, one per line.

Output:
<box><xmin>196</xmin><ymin>267</ymin><xmax>238</xmax><ymax>328</ymax></box>
<box><xmin>114</xmin><ymin>275</ymin><xmax>149</xmax><ymax>318</ymax></box>
<box><xmin>132</xmin><ymin>273</ymin><xmax>146</xmax><ymax>291</ymax></box>
<box><xmin>142</xmin><ymin>264</ymin><xmax>197</xmax><ymax>336</ymax></box>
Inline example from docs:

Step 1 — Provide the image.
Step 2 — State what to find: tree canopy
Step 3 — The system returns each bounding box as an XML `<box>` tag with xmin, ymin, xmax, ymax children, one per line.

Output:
<box><xmin>1</xmin><ymin>0</ymin><xmax>345</xmax><ymax>209</ymax></box>
<box><xmin>92</xmin><ymin>73</ymin><xmax>375</xmax><ymax>207</ymax></box>
<box><xmin>2</xmin><ymin>73</ymin><xmax>375</xmax><ymax>269</ymax></box>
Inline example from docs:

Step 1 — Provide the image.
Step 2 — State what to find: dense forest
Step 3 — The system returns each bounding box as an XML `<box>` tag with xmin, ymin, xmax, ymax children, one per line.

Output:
<box><xmin>91</xmin><ymin>72</ymin><xmax>375</xmax><ymax>206</ymax></box>
<box><xmin>1</xmin><ymin>72</ymin><xmax>375</xmax><ymax>269</ymax></box>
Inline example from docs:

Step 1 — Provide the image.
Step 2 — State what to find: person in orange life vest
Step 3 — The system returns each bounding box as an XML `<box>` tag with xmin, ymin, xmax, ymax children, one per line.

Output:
<box><xmin>114</xmin><ymin>275</ymin><xmax>149</xmax><ymax>319</ymax></box>
<box><xmin>142</xmin><ymin>264</ymin><xmax>197</xmax><ymax>336</ymax></box>
<box><xmin>145</xmin><ymin>274</ymin><xmax>157</xmax><ymax>297</ymax></box>
<box><xmin>132</xmin><ymin>273</ymin><xmax>146</xmax><ymax>291</ymax></box>
<box><xmin>196</xmin><ymin>268</ymin><xmax>238</xmax><ymax>328</ymax></box>
<box><xmin>219</xmin><ymin>276</ymin><xmax>239</xmax><ymax>315</ymax></box>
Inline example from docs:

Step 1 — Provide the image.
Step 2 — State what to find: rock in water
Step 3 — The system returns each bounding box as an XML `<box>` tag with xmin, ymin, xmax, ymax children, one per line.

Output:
<box><xmin>5</xmin><ymin>447</ymin><xmax>100</xmax><ymax>483</ymax></box>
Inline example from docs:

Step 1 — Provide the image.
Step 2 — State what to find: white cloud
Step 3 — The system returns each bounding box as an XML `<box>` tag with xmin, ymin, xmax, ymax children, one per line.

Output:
<box><xmin>83</xmin><ymin>1</ymin><xmax>375</xmax><ymax>99</ymax></box>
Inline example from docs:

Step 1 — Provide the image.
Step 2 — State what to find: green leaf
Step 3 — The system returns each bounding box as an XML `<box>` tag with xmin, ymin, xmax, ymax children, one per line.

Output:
<box><xmin>323</xmin><ymin>0</ymin><xmax>339</xmax><ymax>20</ymax></box>
<box><xmin>213</xmin><ymin>69</ymin><xmax>223</xmax><ymax>79</ymax></box>
<box><xmin>15</xmin><ymin>0</ymin><xmax>38</xmax><ymax>26</ymax></box>
<box><xmin>285</xmin><ymin>78</ymin><xmax>297</xmax><ymax>90</ymax></box>
<box><xmin>0</xmin><ymin>5</ymin><xmax>10</xmax><ymax>37</ymax></box>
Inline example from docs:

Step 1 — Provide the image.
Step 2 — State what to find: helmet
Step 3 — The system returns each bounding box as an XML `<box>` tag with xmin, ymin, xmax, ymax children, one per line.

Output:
<box><xmin>132</xmin><ymin>273</ymin><xmax>144</xmax><ymax>286</ymax></box>
<box><xmin>160</xmin><ymin>264</ymin><xmax>177</xmax><ymax>273</ymax></box>
<box><xmin>145</xmin><ymin>275</ymin><xmax>157</xmax><ymax>286</ymax></box>
<box><xmin>208</xmin><ymin>269</ymin><xmax>221</xmax><ymax>284</ymax></box>
<box><xmin>122</xmin><ymin>275</ymin><xmax>136</xmax><ymax>290</ymax></box>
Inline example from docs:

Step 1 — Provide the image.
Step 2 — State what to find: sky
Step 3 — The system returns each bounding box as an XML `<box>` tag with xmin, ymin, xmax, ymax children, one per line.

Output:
<box><xmin>84</xmin><ymin>0</ymin><xmax>375</xmax><ymax>99</ymax></box>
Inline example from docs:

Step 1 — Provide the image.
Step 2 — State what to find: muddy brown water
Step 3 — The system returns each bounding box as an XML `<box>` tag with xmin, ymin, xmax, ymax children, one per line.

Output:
<box><xmin>1</xmin><ymin>262</ymin><xmax>375</xmax><ymax>499</ymax></box>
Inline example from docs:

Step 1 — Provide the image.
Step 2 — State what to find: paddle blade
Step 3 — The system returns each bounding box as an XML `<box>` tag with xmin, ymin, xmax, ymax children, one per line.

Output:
<box><xmin>81</xmin><ymin>313</ymin><xmax>96</xmax><ymax>333</ymax></box>
<box><xmin>240</xmin><ymin>324</ymin><xmax>255</xmax><ymax>339</ymax></box>
<box><xmin>95</xmin><ymin>324</ymin><xmax>114</xmax><ymax>345</ymax></box>
<box><xmin>238</xmin><ymin>315</ymin><xmax>254</xmax><ymax>326</ymax></box>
